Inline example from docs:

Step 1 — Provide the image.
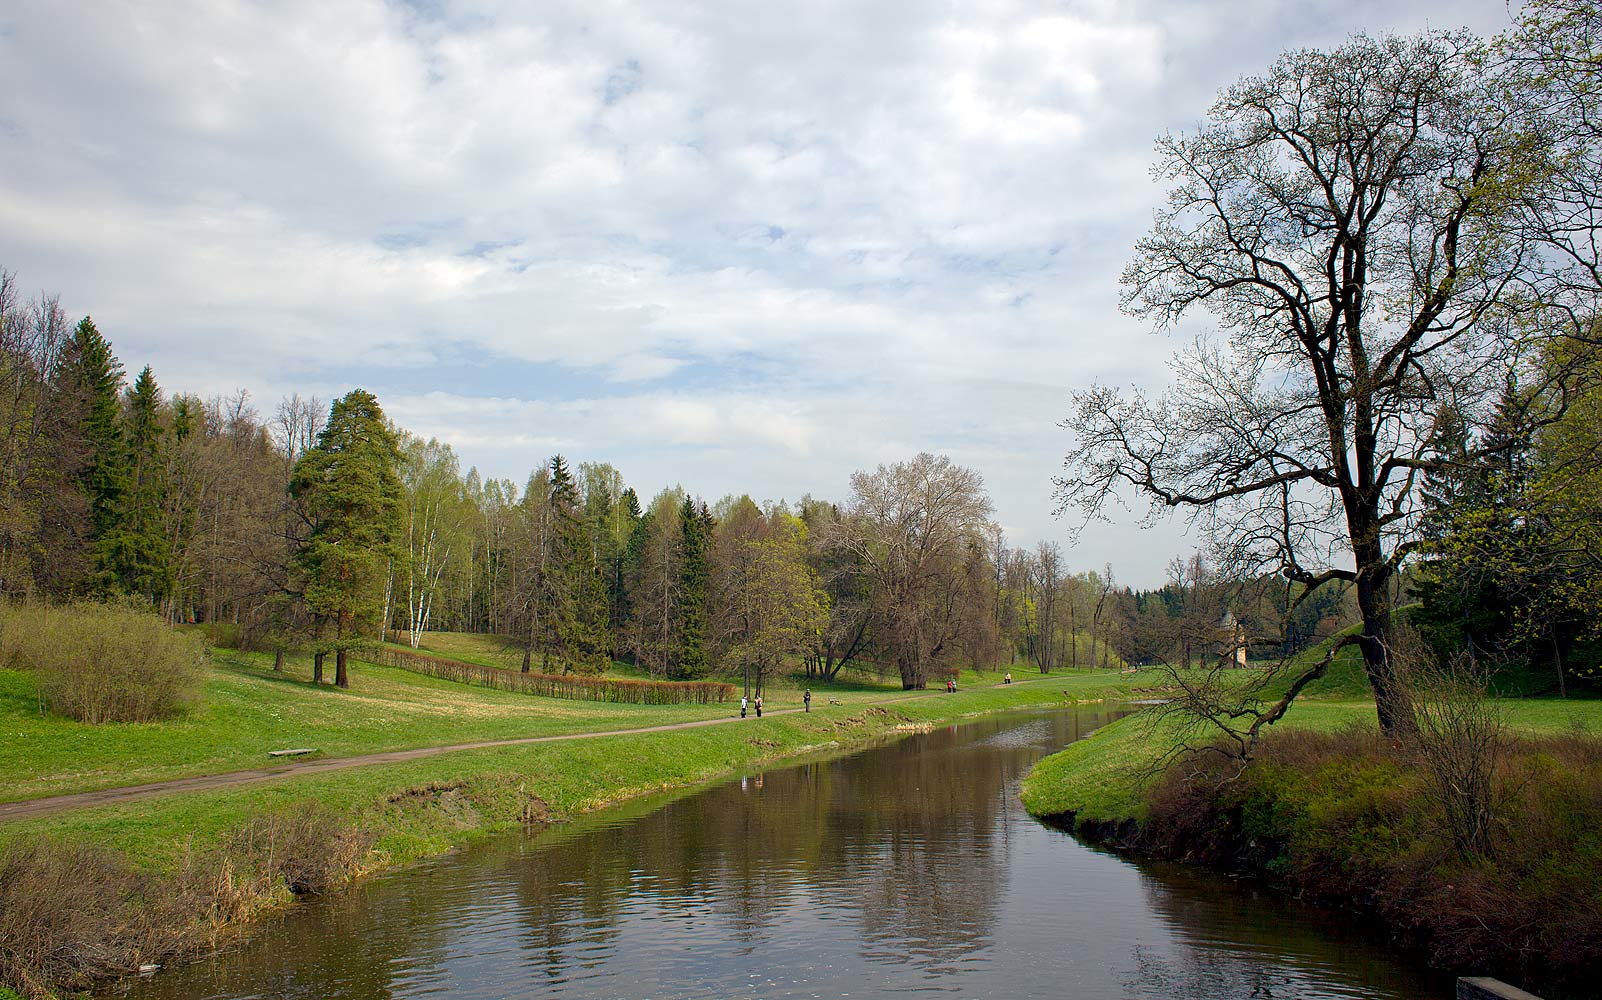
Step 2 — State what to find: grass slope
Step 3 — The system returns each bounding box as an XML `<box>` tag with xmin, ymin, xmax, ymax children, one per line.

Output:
<box><xmin>1022</xmin><ymin>687</ymin><xmax>1602</xmax><ymax>825</ymax></box>
<box><xmin>1</xmin><ymin>668</ymin><xmax>1136</xmax><ymax>868</ymax></box>
<box><xmin>0</xmin><ymin>649</ymin><xmax>734</xmax><ymax>803</ymax></box>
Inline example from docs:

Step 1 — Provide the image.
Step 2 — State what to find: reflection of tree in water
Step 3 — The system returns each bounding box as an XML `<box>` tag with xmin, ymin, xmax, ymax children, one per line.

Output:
<box><xmin>838</xmin><ymin>728</ymin><xmax>1011</xmax><ymax>974</ymax></box>
<box><xmin>1122</xmin><ymin>858</ymin><xmax>1445</xmax><ymax>1000</ymax></box>
<box><xmin>506</xmin><ymin>716</ymin><xmax>1058</xmax><ymax>981</ymax></box>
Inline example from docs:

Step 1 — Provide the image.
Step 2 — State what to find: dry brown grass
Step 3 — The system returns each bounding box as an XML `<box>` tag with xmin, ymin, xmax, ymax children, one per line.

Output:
<box><xmin>225</xmin><ymin>805</ymin><xmax>374</xmax><ymax>895</ymax></box>
<box><xmin>0</xmin><ymin>806</ymin><xmax>376</xmax><ymax>997</ymax></box>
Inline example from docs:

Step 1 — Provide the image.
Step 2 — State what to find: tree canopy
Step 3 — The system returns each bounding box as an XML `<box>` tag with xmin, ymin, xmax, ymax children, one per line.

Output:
<box><xmin>1058</xmin><ymin>26</ymin><xmax>1602</xmax><ymax>736</ymax></box>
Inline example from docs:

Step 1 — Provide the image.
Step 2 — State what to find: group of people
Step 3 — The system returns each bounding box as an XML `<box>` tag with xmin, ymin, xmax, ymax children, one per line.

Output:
<box><xmin>739</xmin><ymin>689</ymin><xmax>814</xmax><ymax>718</ymax></box>
<box><xmin>741</xmin><ymin>673</ymin><xmax>1011</xmax><ymax>713</ymax></box>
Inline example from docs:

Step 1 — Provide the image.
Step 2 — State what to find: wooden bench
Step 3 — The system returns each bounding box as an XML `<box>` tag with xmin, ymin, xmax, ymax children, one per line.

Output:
<box><xmin>267</xmin><ymin>748</ymin><xmax>318</xmax><ymax>758</ymax></box>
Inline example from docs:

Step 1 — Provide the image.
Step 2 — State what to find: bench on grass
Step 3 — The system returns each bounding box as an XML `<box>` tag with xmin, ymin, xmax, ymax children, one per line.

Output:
<box><xmin>267</xmin><ymin>748</ymin><xmax>318</xmax><ymax>758</ymax></box>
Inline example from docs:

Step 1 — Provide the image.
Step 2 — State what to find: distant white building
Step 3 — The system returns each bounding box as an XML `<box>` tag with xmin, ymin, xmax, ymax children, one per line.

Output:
<box><xmin>1216</xmin><ymin>611</ymin><xmax>1249</xmax><ymax>667</ymax></box>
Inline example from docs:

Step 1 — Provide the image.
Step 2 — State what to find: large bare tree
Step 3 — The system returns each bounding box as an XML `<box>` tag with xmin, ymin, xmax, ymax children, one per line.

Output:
<box><xmin>842</xmin><ymin>453</ymin><xmax>993</xmax><ymax>689</ymax></box>
<box><xmin>1057</xmin><ymin>31</ymin><xmax>1580</xmax><ymax>737</ymax></box>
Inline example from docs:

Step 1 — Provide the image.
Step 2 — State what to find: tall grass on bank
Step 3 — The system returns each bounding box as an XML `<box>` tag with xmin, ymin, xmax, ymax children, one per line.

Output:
<box><xmin>1133</xmin><ymin>726</ymin><xmax>1602</xmax><ymax>997</ymax></box>
<box><xmin>0</xmin><ymin>805</ymin><xmax>368</xmax><ymax>998</ymax></box>
<box><xmin>0</xmin><ymin>602</ymin><xmax>203</xmax><ymax>723</ymax></box>
<box><xmin>373</xmin><ymin>646</ymin><xmax>734</xmax><ymax>705</ymax></box>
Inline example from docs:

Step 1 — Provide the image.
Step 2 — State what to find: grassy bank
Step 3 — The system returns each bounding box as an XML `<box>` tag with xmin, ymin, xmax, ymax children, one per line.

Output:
<box><xmin>1021</xmin><ymin>693</ymin><xmax>1602</xmax><ymax>997</ymax></box>
<box><xmin>0</xmin><ymin>649</ymin><xmax>736</xmax><ymax>803</ymax></box>
<box><xmin>0</xmin><ymin>661</ymin><xmax>1134</xmax><ymax>996</ymax></box>
<box><xmin>1021</xmin><ymin>696</ymin><xmax>1602</xmax><ymax>823</ymax></box>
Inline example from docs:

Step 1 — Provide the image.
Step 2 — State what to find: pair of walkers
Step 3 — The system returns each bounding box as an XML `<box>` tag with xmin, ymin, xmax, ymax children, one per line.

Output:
<box><xmin>739</xmin><ymin>694</ymin><xmax>764</xmax><ymax>718</ymax></box>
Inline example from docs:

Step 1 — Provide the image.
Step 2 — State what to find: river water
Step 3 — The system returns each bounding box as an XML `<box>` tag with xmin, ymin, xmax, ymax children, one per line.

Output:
<box><xmin>118</xmin><ymin>708</ymin><xmax>1444</xmax><ymax>999</ymax></box>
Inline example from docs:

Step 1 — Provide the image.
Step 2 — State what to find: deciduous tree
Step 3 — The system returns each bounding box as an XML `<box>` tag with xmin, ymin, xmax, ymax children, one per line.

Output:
<box><xmin>842</xmin><ymin>453</ymin><xmax>993</xmax><ymax>689</ymax></box>
<box><xmin>1057</xmin><ymin>31</ymin><xmax>1583</xmax><ymax>736</ymax></box>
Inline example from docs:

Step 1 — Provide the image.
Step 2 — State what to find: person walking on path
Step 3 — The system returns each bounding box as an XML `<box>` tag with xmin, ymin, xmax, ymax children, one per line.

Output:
<box><xmin>803</xmin><ymin>689</ymin><xmax>811</xmax><ymax>712</ymax></box>
<box><xmin>741</xmin><ymin>695</ymin><xmax>748</xmax><ymax>718</ymax></box>
<box><xmin>755</xmin><ymin>694</ymin><xmax>763</xmax><ymax>718</ymax></box>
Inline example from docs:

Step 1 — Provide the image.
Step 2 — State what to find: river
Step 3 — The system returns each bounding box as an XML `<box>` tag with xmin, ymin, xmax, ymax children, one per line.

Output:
<box><xmin>117</xmin><ymin>708</ymin><xmax>1444</xmax><ymax>999</ymax></box>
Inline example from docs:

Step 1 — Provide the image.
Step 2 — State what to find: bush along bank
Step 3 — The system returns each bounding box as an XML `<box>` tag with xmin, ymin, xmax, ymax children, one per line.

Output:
<box><xmin>372</xmin><ymin>646</ymin><xmax>735</xmax><ymax>704</ymax></box>
<box><xmin>0</xmin><ymin>680</ymin><xmax>1090</xmax><ymax>998</ymax></box>
<box><xmin>1025</xmin><ymin>720</ymin><xmax>1602</xmax><ymax>999</ymax></box>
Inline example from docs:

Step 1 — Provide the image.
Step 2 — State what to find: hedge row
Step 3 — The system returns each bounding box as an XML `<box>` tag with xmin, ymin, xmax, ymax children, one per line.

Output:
<box><xmin>371</xmin><ymin>646</ymin><xmax>734</xmax><ymax>705</ymax></box>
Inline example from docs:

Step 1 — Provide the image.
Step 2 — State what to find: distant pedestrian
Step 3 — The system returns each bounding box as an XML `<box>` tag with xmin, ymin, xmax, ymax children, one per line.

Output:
<box><xmin>1004</xmin><ymin>671</ymin><xmax>1012</xmax><ymax>685</ymax></box>
<box><xmin>741</xmin><ymin>695</ymin><xmax>748</xmax><ymax>718</ymax></box>
<box><xmin>755</xmin><ymin>694</ymin><xmax>763</xmax><ymax>718</ymax></box>
<box><xmin>804</xmin><ymin>689</ymin><xmax>812</xmax><ymax>712</ymax></box>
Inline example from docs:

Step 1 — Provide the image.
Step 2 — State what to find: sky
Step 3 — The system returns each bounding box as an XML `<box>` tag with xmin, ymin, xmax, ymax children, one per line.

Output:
<box><xmin>0</xmin><ymin>0</ymin><xmax>1516</xmax><ymax>587</ymax></box>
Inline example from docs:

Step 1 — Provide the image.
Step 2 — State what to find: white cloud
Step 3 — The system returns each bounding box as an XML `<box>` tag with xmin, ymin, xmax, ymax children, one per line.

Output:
<box><xmin>0</xmin><ymin>0</ymin><xmax>1518</xmax><ymax>585</ymax></box>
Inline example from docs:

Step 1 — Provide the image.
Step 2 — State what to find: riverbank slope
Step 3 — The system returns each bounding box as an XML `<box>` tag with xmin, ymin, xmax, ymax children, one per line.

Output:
<box><xmin>0</xmin><ymin>652</ymin><xmax>1134</xmax><ymax>997</ymax></box>
<box><xmin>1021</xmin><ymin>696</ymin><xmax>1602</xmax><ymax>997</ymax></box>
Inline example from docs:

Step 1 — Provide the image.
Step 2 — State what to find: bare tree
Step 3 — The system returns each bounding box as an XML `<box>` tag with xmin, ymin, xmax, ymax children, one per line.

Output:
<box><xmin>0</xmin><ymin>279</ymin><xmax>84</xmax><ymax>595</ymax></box>
<box><xmin>1029</xmin><ymin>541</ymin><xmax>1063</xmax><ymax>672</ymax></box>
<box><xmin>273</xmin><ymin>394</ymin><xmax>325</xmax><ymax>465</ymax></box>
<box><xmin>1057</xmin><ymin>32</ymin><xmax>1581</xmax><ymax>736</ymax></box>
<box><xmin>840</xmin><ymin>453</ymin><xmax>993</xmax><ymax>689</ymax></box>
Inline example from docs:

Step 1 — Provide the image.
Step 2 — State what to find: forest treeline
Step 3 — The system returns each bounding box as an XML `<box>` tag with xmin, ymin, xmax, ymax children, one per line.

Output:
<box><xmin>0</xmin><ymin>268</ymin><xmax>1165</xmax><ymax>692</ymax></box>
<box><xmin>3</xmin><ymin>261</ymin><xmax>1593</xmax><ymax>697</ymax></box>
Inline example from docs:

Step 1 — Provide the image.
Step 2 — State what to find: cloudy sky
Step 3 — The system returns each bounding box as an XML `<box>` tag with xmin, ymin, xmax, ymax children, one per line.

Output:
<box><xmin>1</xmin><ymin>0</ymin><xmax>1515</xmax><ymax>586</ymax></box>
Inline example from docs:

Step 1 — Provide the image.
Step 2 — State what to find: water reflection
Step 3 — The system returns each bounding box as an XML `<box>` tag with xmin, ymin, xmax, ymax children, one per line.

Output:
<box><xmin>117</xmin><ymin>709</ymin><xmax>1445</xmax><ymax>1000</ymax></box>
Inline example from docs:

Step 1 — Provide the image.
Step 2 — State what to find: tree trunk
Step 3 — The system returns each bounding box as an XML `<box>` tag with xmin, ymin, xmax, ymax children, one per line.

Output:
<box><xmin>273</xmin><ymin>648</ymin><xmax>284</xmax><ymax>672</ymax></box>
<box><xmin>313</xmin><ymin>651</ymin><xmax>325</xmax><ymax>684</ymax></box>
<box><xmin>1552</xmin><ymin>630</ymin><xmax>1567</xmax><ymax>699</ymax></box>
<box><xmin>335</xmin><ymin>647</ymin><xmax>349</xmax><ymax>689</ymax></box>
<box><xmin>1352</xmin><ymin>548</ymin><xmax>1418</xmax><ymax>738</ymax></box>
<box><xmin>898</xmin><ymin>646</ymin><xmax>925</xmax><ymax>689</ymax></box>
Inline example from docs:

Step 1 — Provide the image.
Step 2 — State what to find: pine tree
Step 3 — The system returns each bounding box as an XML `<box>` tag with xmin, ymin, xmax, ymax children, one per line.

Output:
<box><xmin>290</xmin><ymin>389</ymin><xmax>404</xmax><ymax>689</ymax></box>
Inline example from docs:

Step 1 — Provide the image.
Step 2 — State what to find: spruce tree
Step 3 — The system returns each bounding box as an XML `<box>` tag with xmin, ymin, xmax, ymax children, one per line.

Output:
<box><xmin>116</xmin><ymin>365</ymin><xmax>171</xmax><ymax>602</ymax></box>
<box><xmin>56</xmin><ymin>317</ymin><xmax>128</xmax><ymax>592</ymax></box>
<box><xmin>677</xmin><ymin>495</ymin><xmax>710</xmax><ymax>678</ymax></box>
<box><xmin>610</xmin><ymin>487</ymin><xmax>643</xmax><ymax>654</ymax></box>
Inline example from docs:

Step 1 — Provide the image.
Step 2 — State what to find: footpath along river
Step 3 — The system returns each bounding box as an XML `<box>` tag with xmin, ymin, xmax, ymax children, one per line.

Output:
<box><xmin>116</xmin><ymin>707</ymin><xmax>1446</xmax><ymax>999</ymax></box>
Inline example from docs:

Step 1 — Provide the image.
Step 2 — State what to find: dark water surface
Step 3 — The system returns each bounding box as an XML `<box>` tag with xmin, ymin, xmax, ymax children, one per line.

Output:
<box><xmin>118</xmin><ymin>709</ymin><xmax>1444</xmax><ymax>999</ymax></box>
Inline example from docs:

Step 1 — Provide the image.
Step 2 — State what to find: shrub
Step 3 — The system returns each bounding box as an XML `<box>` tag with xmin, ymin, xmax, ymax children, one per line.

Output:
<box><xmin>372</xmin><ymin>646</ymin><xmax>735</xmax><ymax>705</ymax></box>
<box><xmin>1</xmin><ymin>601</ymin><xmax>204</xmax><ymax>723</ymax></box>
<box><xmin>0</xmin><ymin>808</ymin><xmax>376</xmax><ymax>997</ymax></box>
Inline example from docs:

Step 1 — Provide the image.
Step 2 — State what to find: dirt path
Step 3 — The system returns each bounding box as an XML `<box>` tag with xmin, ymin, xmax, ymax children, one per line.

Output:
<box><xmin>0</xmin><ymin>678</ymin><xmax>1037</xmax><ymax>823</ymax></box>
<box><xmin>0</xmin><ymin>708</ymin><xmax>819</xmax><ymax>823</ymax></box>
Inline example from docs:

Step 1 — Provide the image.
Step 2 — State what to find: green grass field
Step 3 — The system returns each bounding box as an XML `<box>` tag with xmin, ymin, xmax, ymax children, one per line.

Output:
<box><xmin>0</xmin><ymin>659</ymin><xmax>1137</xmax><ymax>868</ymax></box>
<box><xmin>404</xmin><ymin>629</ymin><xmax>1094</xmax><ymax>701</ymax></box>
<box><xmin>1021</xmin><ymin>678</ymin><xmax>1602</xmax><ymax>825</ymax></box>
<box><xmin>0</xmin><ymin>648</ymin><xmax>739</xmax><ymax>803</ymax></box>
